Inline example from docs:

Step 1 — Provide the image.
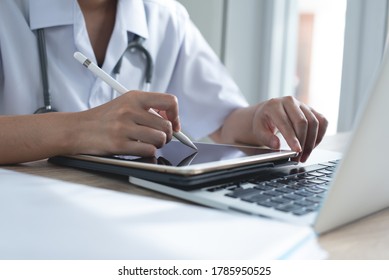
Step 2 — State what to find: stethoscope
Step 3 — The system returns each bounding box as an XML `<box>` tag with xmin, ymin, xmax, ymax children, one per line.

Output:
<box><xmin>35</xmin><ymin>29</ymin><xmax>153</xmax><ymax>114</ymax></box>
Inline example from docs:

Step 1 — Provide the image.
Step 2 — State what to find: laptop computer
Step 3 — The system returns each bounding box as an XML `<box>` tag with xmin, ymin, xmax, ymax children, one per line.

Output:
<box><xmin>128</xmin><ymin>49</ymin><xmax>389</xmax><ymax>234</ymax></box>
<box><xmin>50</xmin><ymin>47</ymin><xmax>389</xmax><ymax>235</ymax></box>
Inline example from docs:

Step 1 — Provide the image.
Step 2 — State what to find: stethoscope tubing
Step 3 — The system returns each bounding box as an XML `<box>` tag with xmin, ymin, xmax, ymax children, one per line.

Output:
<box><xmin>35</xmin><ymin>28</ymin><xmax>55</xmax><ymax>113</ymax></box>
<box><xmin>113</xmin><ymin>35</ymin><xmax>153</xmax><ymax>85</ymax></box>
<box><xmin>35</xmin><ymin>30</ymin><xmax>153</xmax><ymax>114</ymax></box>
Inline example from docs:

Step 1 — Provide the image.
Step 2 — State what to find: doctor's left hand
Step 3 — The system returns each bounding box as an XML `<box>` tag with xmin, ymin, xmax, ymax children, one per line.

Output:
<box><xmin>249</xmin><ymin>96</ymin><xmax>328</xmax><ymax>162</ymax></box>
<box><xmin>210</xmin><ymin>96</ymin><xmax>328</xmax><ymax>162</ymax></box>
<box><xmin>73</xmin><ymin>90</ymin><xmax>181</xmax><ymax>157</ymax></box>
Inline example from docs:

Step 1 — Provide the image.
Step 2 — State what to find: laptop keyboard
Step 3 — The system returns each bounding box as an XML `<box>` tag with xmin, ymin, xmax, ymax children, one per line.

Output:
<box><xmin>206</xmin><ymin>160</ymin><xmax>339</xmax><ymax>216</ymax></box>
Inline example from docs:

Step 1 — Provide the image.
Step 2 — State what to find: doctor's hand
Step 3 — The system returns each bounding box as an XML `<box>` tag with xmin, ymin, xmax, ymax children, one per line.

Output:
<box><xmin>210</xmin><ymin>96</ymin><xmax>328</xmax><ymax>162</ymax></box>
<box><xmin>250</xmin><ymin>96</ymin><xmax>328</xmax><ymax>162</ymax></box>
<box><xmin>75</xmin><ymin>91</ymin><xmax>180</xmax><ymax>157</ymax></box>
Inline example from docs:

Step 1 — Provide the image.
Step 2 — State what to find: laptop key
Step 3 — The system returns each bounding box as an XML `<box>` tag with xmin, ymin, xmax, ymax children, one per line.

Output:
<box><xmin>275</xmin><ymin>203</ymin><xmax>302</xmax><ymax>213</ymax></box>
<box><xmin>292</xmin><ymin>208</ymin><xmax>314</xmax><ymax>216</ymax></box>
<box><xmin>314</xmin><ymin>193</ymin><xmax>326</xmax><ymax>199</ymax></box>
<box><xmin>294</xmin><ymin>190</ymin><xmax>314</xmax><ymax>197</ymax></box>
<box><xmin>294</xmin><ymin>199</ymin><xmax>315</xmax><ymax>207</ymax></box>
<box><xmin>306</xmin><ymin>196</ymin><xmax>323</xmax><ymax>204</ymax></box>
<box><xmin>305</xmin><ymin>186</ymin><xmax>326</xmax><ymax>194</ymax></box>
<box><xmin>308</xmin><ymin>171</ymin><xmax>325</xmax><ymax>177</ymax></box>
<box><xmin>273</xmin><ymin>187</ymin><xmax>295</xmax><ymax>194</ymax></box>
<box><xmin>266</xmin><ymin>181</ymin><xmax>287</xmax><ymax>188</ymax></box>
<box><xmin>270</xmin><ymin>197</ymin><xmax>291</xmax><ymax>205</ymax></box>
<box><xmin>242</xmin><ymin>194</ymin><xmax>272</xmax><ymax>203</ymax></box>
<box><xmin>317</xmin><ymin>169</ymin><xmax>333</xmax><ymax>176</ymax></box>
<box><xmin>306</xmin><ymin>204</ymin><xmax>320</xmax><ymax>211</ymax></box>
<box><xmin>227</xmin><ymin>185</ymin><xmax>242</xmax><ymax>191</ymax></box>
<box><xmin>297</xmin><ymin>174</ymin><xmax>315</xmax><ymax>180</ymax></box>
<box><xmin>283</xmin><ymin>193</ymin><xmax>303</xmax><ymax>201</ymax></box>
<box><xmin>257</xmin><ymin>200</ymin><xmax>274</xmax><ymax>208</ymax></box>
<box><xmin>253</xmin><ymin>184</ymin><xmax>274</xmax><ymax>191</ymax></box>
<box><xmin>318</xmin><ymin>176</ymin><xmax>333</xmax><ymax>182</ymax></box>
<box><xmin>262</xmin><ymin>190</ymin><xmax>283</xmax><ymax>197</ymax></box>
<box><xmin>225</xmin><ymin>187</ymin><xmax>261</xmax><ymax>199</ymax></box>
<box><xmin>308</xmin><ymin>179</ymin><xmax>328</xmax><ymax>185</ymax></box>
<box><xmin>295</xmin><ymin>182</ymin><xmax>316</xmax><ymax>188</ymax></box>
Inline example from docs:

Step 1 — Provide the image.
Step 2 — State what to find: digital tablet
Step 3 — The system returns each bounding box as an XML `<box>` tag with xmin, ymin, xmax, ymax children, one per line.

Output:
<box><xmin>49</xmin><ymin>141</ymin><xmax>298</xmax><ymax>189</ymax></box>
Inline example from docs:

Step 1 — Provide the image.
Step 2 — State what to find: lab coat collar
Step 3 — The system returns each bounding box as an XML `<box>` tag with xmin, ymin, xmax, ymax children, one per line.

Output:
<box><xmin>29</xmin><ymin>0</ymin><xmax>74</xmax><ymax>30</ymax></box>
<box><xmin>29</xmin><ymin>0</ymin><xmax>149</xmax><ymax>39</ymax></box>
<box><xmin>119</xmin><ymin>0</ymin><xmax>149</xmax><ymax>40</ymax></box>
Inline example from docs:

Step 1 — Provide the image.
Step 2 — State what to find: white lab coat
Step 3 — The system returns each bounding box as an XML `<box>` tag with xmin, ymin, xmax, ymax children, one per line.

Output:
<box><xmin>0</xmin><ymin>0</ymin><xmax>248</xmax><ymax>140</ymax></box>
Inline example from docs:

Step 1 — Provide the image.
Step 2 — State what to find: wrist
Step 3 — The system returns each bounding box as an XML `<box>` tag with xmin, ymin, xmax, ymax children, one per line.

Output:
<box><xmin>212</xmin><ymin>106</ymin><xmax>257</xmax><ymax>145</ymax></box>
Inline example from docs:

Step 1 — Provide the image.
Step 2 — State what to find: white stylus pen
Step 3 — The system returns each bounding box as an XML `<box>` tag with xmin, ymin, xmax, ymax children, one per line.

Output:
<box><xmin>73</xmin><ymin>52</ymin><xmax>197</xmax><ymax>150</ymax></box>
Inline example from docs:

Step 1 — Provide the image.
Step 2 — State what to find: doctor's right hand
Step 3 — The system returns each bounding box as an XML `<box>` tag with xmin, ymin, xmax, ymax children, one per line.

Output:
<box><xmin>74</xmin><ymin>90</ymin><xmax>181</xmax><ymax>157</ymax></box>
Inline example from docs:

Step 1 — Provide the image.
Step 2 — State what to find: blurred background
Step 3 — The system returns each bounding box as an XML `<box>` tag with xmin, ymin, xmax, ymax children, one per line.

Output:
<box><xmin>177</xmin><ymin>0</ymin><xmax>388</xmax><ymax>135</ymax></box>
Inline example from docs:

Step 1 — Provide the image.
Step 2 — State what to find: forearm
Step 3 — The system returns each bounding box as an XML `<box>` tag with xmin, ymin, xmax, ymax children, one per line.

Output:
<box><xmin>0</xmin><ymin>91</ymin><xmax>182</xmax><ymax>165</ymax></box>
<box><xmin>0</xmin><ymin>113</ymin><xmax>81</xmax><ymax>165</ymax></box>
<box><xmin>210</xmin><ymin>106</ymin><xmax>257</xmax><ymax>146</ymax></box>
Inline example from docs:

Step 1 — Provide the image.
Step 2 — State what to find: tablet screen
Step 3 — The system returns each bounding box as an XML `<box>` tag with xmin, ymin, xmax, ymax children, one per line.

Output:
<box><xmin>110</xmin><ymin>140</ymin><xmax>293</xmax><ymax>167</ymax></box>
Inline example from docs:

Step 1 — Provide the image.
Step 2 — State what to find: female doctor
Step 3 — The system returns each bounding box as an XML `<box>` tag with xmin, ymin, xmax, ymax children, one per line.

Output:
<box><xmin>0</xmin><ymin>0</ymin><xmax>327</xmax><ymax>165</ymax></box>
